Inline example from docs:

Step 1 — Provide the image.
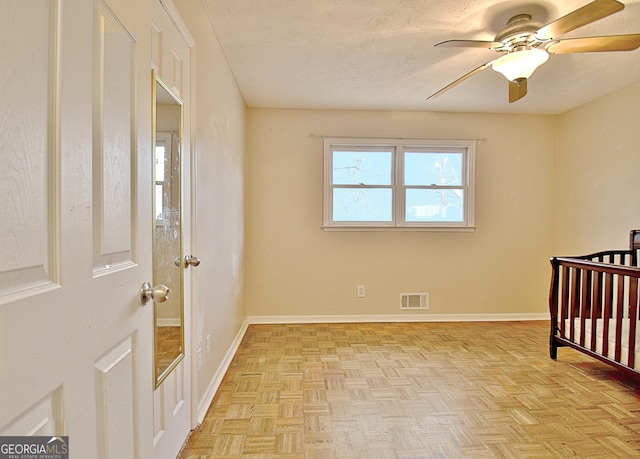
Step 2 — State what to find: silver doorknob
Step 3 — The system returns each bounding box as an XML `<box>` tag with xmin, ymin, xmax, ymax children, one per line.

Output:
<box><xmin>139</xmin><ymin>282</ymin><xmax>170</xmax><ymax>305</ymax></box>
<box><xmin>185</xmin><ymin>255</ymin><xmax>200</xmax><ymax>268</ymax></box>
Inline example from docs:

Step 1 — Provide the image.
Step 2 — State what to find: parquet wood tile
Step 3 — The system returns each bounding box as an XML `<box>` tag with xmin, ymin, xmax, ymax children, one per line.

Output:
<box><xmin>179</xmin><ymin>321</ymin><xmax>640</xmax><ymax>458</ymax></box>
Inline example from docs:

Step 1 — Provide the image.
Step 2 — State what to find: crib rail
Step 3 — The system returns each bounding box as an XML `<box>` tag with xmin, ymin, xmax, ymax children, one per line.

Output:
<box><xmin>549</xmin><ymin>245</ymin><xmax>640</xmax><ymax>377</ymax></box>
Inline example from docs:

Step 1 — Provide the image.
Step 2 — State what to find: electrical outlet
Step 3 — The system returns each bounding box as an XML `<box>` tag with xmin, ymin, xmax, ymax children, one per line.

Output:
<box><xmin>206</xmin><ymin>334</ymin><xmax>211</xmax><ymax>355</ymax></box>
<box><xmin>197</xmin><ymin>347</ymin><xmax>202</xmax><ymax>369</ymax></box>
<box><xmin>357</xmin><ymin>285</ymin><xmax>365</xmax><ymax>298</ymax></box>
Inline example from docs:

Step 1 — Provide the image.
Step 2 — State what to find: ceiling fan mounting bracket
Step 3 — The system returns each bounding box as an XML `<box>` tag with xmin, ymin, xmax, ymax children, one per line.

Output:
<box><xmin>494</xmin><ymin>14</ymin><xmax>544</xmax><ymax>50</ymax></box>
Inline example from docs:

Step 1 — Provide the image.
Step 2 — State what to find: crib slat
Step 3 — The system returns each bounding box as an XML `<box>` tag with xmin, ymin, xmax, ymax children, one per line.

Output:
<box><xmin>628</xmin><ymin>277</ymin><xmax>638</xmax><ymax>368</ymax></box>
<box><xmin>560</xmin><ymin>265</ymin><xmax>570</xmax><ymax>337</ymax></box>
<box><xmin>615</xmin><ymin>273</ymin><xmax>625</xmax><ymax>363</ymax></box>
<box><xmin>570</xmin><ymin>267</ymin><xmax>580</xmax><ymax>343</ymax></box>
<box><xmin>602</xmin><ymin>272</ymin><xmax>613</xmax><ymax>357</ymax></box>
<box><xmin>591</xmin><ymin>270</ymin><xmax>602</xmax><ymax>352</ymax></box>
<box><xmin>579</xmin><ymin>269</ymin><xmax>591</xmax><ymax>347</ymax></box>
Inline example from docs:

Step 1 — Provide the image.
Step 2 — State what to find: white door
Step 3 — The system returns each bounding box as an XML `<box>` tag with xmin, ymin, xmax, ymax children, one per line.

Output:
<box><xmin>0</xmin><ymin>0</ymin><xmax>155</xmax><ymax>457</ymax></box>
<box><xmin>151</xmin><ymin>1</ymin><xmax>194</xmax><ymax>458</ymax></box>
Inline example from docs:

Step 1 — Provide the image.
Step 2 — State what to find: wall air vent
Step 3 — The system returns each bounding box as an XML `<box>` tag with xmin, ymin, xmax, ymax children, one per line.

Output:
<box><xmin>400</xmin><ymin>293</ymin><xmax>429</xmax><ymax>310</ymax></box>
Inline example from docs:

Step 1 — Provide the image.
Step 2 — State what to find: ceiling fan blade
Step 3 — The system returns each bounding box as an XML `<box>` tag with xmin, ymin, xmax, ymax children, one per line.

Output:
<box><xmin>509</xmin><ymin>78</ymin><xmax>527</xmax><ymax>103</ymax></box>
<box><xmin>547</xmin><ymin>34</ymin><xmax>640</xmax><ymax>54</ymax></box>
<box><xmin>536</xmin><ymin>0</ymin><xmax>624</xmax><ymax>41</ymax></box>
<box><xmin>435</xmin><ymin>39</ymin><xmax>505</xmax><ymax>49</ymax></box>
<box><xmin>426</xmin><ymin>61</ymin><xmax>494</xmax><ymax>101</ymax></box>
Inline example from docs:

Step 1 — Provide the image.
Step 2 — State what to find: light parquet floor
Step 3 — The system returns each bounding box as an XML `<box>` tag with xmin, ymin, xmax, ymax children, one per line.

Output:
<box><xmin>179</xmin><ymin>321</ymin><xmax>640</xmax><ymax>458</ymax></box>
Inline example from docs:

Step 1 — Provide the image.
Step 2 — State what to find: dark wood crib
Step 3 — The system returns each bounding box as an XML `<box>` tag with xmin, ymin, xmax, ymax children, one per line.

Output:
<box><xmin>549</xmin><ymin>230</ymin><xmax>640</xmax><ymax>378</ymax></box>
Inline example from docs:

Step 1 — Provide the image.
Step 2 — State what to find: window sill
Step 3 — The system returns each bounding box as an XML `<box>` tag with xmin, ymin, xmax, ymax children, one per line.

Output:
<box><xmin>322</xmin><ymin>225</ymin><xmax>477</xmax><ymax>232</ymax></box>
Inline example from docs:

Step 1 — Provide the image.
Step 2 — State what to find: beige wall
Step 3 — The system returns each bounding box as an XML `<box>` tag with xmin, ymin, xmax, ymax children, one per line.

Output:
<box><xmin>245</xmin><ymin>109</ymin><xmax>556</xmax><ymax>317</ymax></box>
<box><xmin>555</xmin><ymin>82</ymin><xmax>640</xmax><ymax>255</ymax></box>
<box><xmin>174</xmin><ymin>0</ymin><xmax>247</xmax><ymax>404</ymax></box>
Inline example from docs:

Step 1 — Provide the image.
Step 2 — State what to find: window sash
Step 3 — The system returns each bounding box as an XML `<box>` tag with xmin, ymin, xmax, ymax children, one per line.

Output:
<box><xmin>332</xmin><ymin>186</ymin><xmax>394</xmax><ymax>223</ymax></box>
<box><xmin>331</xmin><ymin>149</ymin><xmax>394</xmax><ymax>186</ymax></box>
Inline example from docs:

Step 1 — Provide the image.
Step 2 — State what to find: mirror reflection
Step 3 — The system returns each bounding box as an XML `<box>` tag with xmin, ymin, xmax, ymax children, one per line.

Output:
<box><xmin>152</xmin><ymin>71</ymin><xmax>184</xmax><ymax>387</ymax></box>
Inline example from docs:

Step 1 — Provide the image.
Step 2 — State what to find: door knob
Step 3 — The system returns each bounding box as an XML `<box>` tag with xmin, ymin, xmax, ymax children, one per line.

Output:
<box><xmin>139</xmin><ymin>282</ymin><xmax>170</xmax><ymax>305</ymax></box>
<box><xmin>185</xmin><ymin>255</ymin><xmax>200</xmax><ymax>268</ymax></box>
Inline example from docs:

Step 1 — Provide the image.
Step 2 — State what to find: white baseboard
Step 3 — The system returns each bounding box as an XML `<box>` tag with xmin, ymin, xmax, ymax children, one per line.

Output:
<box><xmin>247</xmin><ymin>313</ymin><xmax>548</xmax><ymax>324</ymax></box>
<box><xmin>196</xmin><ymin>318</ymin><xmax>250</xmax><ymax>423</ymax></box>
<box><xmin>196</xmin><ymin>312</ymin><xmax>548</xmax><ymax>422</ymax></box>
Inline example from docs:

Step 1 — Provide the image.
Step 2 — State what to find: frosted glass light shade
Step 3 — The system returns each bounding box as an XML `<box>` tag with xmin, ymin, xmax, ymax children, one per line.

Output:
<box><xmin>491</xmin><ymin>49</ymin><xmax>549</xmax><ymax>81</ymax></box>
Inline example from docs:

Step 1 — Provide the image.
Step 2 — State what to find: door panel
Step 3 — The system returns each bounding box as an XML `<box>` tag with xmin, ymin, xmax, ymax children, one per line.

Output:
<box><xmin>0</xmin><ymin>0</ymin><xmax>154</xmax><ymax>458</ymax></box>
<box><xmin>93</xmin><ymin>2</ymin><xmax>136</xmax><ymax>275</ymax></box>
<box><xmin>0</xmin><ymin>388</ymin><xmax>65</xmax><ymax>437</ymax></box>
<box><xmin>0</xmin><ymin>0</ymin><xmax>58</xmax><ymax>301</ymax></box>
<box><xmin>94</xmin><ymin>336</ymin><xmax>137</xmax><ymax>458</ymax></box>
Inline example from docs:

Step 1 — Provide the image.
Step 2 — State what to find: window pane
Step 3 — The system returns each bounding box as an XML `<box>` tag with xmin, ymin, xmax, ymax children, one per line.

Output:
<box><xmin>332</xmin><ymin>150</ymin><xmax>392</xmax><ymax>185</ymax></box>
<box><xmin>155</xmin><ymin>184</ymin><xmax>164</xmax><ymax>220</ymax></box>
<box><xmin>405</xmin><ymin>189</ymin><xmax>464</xmax><ymax>222</ymax></box>
<box><xmin>155</xmin><ymin>145</ymin><xmax>166</xmax><ymax>182</ymax></box>
<box><xmin>404</xmin><ymin>152</ymin><xmax>463</xmax><ymax>186</ymax></box>
<box><xmin>333</xmin><ymin>188</ymin><xmax>392</xmax><ymax>222</ymax></box>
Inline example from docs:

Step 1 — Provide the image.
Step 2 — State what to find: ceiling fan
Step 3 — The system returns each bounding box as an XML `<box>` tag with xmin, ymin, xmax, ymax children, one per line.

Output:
<box><xmin>427</xmin><ymin>0</ymin><xmax>640</xmax><ymax>103</ymax></box>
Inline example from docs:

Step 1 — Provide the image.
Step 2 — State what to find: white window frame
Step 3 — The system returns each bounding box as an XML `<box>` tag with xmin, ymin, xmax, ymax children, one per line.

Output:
<box><xmin>323</xmin><ymin>137</ymin><xmax>476</xmax><ymax>231</ymax></box>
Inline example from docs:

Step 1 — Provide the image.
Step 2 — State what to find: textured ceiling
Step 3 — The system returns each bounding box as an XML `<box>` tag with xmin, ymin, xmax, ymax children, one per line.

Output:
<box><xmin>201</xmin><ymin>0</ymin><xmax>640</xmax><ymax>115</ymax></box>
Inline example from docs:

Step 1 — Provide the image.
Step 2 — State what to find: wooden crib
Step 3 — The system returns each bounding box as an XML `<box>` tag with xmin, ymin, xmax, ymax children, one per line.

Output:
<box><xmin>549</xmin><ymin>230</ymin><xmax>640</xmax><ymax>378</ymax></box>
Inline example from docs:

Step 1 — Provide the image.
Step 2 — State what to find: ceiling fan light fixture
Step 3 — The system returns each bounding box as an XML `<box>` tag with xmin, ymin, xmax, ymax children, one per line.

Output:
<box><xmin>491</xmin><ymin>48</ymin><xmax>549</xmax><ymax>81</ymax></box>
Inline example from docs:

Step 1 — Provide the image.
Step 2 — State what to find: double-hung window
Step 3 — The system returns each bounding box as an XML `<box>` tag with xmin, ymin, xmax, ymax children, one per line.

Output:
<box><xmin>323</xmin><ymin>137</ymin><xmax>476</xmax><ymax>231</ymax></box>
